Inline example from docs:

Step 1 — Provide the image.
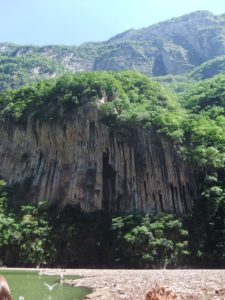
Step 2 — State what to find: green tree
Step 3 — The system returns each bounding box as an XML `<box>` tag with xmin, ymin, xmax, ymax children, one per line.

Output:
<box><xmin>112</xmin><ymin>214</ymin><xmax>188</xmax><ymax>267</ymax></box>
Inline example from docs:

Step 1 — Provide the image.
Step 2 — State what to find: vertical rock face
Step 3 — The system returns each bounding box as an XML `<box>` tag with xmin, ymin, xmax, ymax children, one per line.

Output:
<box><xmin>0</xmin><ymin>104</ymin><xmax>197</xmax><ymax>213</ymax></box>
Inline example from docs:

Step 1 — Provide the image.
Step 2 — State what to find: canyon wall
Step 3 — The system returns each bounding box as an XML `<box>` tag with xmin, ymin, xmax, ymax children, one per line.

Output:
<box><xmin>0</xmin><ymin>103</ymin><xmax>197</xmax><ymax>213</ymax></box>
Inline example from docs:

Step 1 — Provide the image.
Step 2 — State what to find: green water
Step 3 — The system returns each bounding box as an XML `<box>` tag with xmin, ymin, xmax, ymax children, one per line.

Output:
<box><xmin>1</xmin><ymin>270</ymin><xmax>91</xmax><ymax>300</ymax></box>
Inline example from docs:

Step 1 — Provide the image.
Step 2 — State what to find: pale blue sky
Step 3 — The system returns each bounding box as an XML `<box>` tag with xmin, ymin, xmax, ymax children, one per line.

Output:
<box><xmin>1</xmin><ymin>0</ymin><xmax>225</xmax><ymax>46</ymax></box>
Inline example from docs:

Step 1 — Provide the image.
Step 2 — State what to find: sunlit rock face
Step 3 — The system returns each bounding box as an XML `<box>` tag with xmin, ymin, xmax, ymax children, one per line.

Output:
<box><xmin>0</xmin><ymin>103</ymin><xmax>197</xmax><ymax>213</ymax></box>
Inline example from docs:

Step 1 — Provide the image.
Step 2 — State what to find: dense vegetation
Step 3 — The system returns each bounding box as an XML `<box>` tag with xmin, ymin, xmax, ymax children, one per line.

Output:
<box><xmin>0</xmin><ymin>71</ymin><xmax>174</xmax><ymax>121</ymax></box>
<box><xmin>1</xmin><ymin>179</ymin><xmax>225</xmax><ymax>268</ymax></box>
<box><xmin>0</xmin><ymin>181</ymin><xmax>189</xmax><ymax>267</ymax></box>
<box><xmin>1</xmin><ymin>70</ymin><xmax>225</xmax><ymax>267</ymax></box>
<box><xmin>0</xmin><ymin>180</ymin><xmax>54</xmax><ymax>266</ymax></box>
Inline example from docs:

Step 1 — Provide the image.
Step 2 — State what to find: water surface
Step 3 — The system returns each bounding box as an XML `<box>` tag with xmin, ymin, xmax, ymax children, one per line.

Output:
<box><xmin>1</xmin><ymin>270</ymin><xmax>91</xmax><ymax>300</ymax></box>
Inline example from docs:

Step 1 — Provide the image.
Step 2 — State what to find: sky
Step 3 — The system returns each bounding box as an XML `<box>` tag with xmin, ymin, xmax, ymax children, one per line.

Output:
<box><xmin>1</xmin><ymin>0</ymin><xmax>225</xmax><ymax>46</ymax></box>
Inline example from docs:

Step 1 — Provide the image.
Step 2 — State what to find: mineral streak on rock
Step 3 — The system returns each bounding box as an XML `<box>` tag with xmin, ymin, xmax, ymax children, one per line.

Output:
<box><xmin>0</xmin><ymin>103</ymin><xmax>197</xmax><ymax>213</ymax></box>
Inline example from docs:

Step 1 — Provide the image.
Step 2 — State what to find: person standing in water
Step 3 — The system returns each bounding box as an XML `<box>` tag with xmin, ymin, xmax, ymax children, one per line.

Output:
<box><xmin>0</xmin><ymin>275</ymin><xmax>11</xmax><ymax>300</ymax></box>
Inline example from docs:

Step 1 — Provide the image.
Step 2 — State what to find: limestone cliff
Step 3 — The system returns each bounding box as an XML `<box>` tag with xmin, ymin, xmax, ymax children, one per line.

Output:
<box><xmin>0</xmin><ymin>103</ymin><xmax>197</xmax><ymax>214</ymax></box>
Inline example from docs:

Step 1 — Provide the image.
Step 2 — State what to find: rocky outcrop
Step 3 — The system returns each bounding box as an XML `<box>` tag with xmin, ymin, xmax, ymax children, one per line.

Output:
<box><xmin>0</xmin><ymin>103</ymin><xmax>197</xmax><ymax>213</ymax></box>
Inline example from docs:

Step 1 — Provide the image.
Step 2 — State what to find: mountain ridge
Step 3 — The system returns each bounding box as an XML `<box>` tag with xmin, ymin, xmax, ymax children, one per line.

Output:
<box><xmin>1</xmin><ymin>10</ymin><xmax>225</xmax><ymax>91</ymax></box>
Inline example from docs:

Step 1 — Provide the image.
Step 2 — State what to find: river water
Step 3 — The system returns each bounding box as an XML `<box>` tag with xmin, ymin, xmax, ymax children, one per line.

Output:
<box><xmin>1</xmin><ymin>270</ymin><xmax>91</xmax><ymax>300</ymax></box>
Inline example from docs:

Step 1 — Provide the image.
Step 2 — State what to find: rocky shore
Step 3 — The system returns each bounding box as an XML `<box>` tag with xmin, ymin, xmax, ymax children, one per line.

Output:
<box><xmin>45</xmin><ymin>268</ymin><xmax>225</xmax><ymax>299</ymax></box>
